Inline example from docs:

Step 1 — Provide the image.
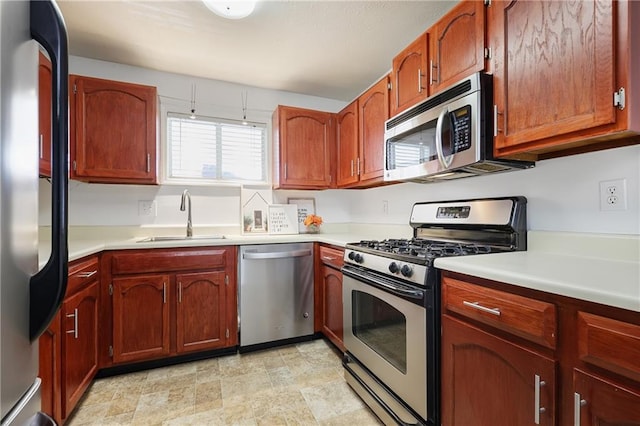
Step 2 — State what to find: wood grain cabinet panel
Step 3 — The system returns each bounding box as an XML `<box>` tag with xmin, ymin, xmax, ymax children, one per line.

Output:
<box><xmin>390</xmin><ymin>32</ymin><xmax>429</xmax><ymax>117</ymax></box>
<box><xmin>272</xmin><ymin>105</ymin><xmax>334</xmax><ymax>189</ymax></box>
<box><xmin>61</xmin><ymin>280</ymin><xmax>99</xmax><ymax>418</ymax></box>
<box><xmin>112</xmin><ymin>274</ymin><xmax>171</xmax><ymax>364</ymax></box>
<box><xmin>38</xmin><ymin>52</ymin><xmax>52</xmax><ymax>177</ymax></box>
<box><xmin>336</xmin><ymin>100</ymin><xmax>359</xmax><ymax>187</ymax></box>
<box><xmin>315</xmin><ymin>245</ymin><xmax>345</xmax><ymax>351</ymax></box>
<box><xmin>442</xmin><ymin>276</ymin><xmax>557</xmax><ymax>348</ymax></box>
<box><xmin>574</xmin><ymin>369</ymin><xmax>640</xmax><ymax>426</ymax></box>
<box><xmin>176</xmin><ymin>271</ymin><xmax>229</xmax><ymax>353</ymax></box>
<box><xmin>357</xmin><ymin>76</ymin><xmax>389</xmax><ymax>185</ymax></box>
<box><xmin>70</xmin><ymin>75</ymin><xmax>157</xmax><ymax>184</ymax></box>
<box><xmin>38</xmin><ymin>311</ymin><xmax>61</xmax><ymax>424</ymax></box>
<box><xmin>441</xmin><ymin>315</ymin><xmax>556</xmax><ymax>425</ymax></box>
<box><xmin>429</xmin><ymin>0</ymin><xmax>486</xmax><ymax>92</ymax></box>
<box><xmin>489</xmin><ymin>0</ymin><xmax>639</xmax><ymax>159</ymax></box>
<box><xmin>577</xmin><ymin>312</ymin><xmax>640</xmax><ymax>382</ymax></box>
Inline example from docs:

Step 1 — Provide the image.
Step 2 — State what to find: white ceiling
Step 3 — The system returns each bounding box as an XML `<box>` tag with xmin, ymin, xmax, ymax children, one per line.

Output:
<box><xmin>58</xmin><ymin>0</ymin><xmax>456</xmax><ymax>101</ymax></box>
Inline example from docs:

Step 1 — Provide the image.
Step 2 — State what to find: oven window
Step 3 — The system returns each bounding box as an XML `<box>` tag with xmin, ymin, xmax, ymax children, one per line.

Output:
<box><xmin>352</xmin><ymin>291</ymin><xmax>407</xmax><ymax>373</ymax></box>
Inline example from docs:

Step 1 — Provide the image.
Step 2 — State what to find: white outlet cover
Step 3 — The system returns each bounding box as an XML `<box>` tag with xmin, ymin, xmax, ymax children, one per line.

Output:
<box><xmin>599</xmin><ymin>179</ymin><xmax>627</xmax><ymax>211</ymax></box>
<box><xmin>138</xmin><ymin>200</ymin><xmax>157</xmax><ymax>217</ymax></box>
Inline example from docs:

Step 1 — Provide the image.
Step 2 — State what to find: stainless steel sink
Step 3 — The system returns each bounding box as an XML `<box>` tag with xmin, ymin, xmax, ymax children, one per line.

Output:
<box><xmin>136</xmin><ymin>235</ymin><xmax>225</xmax><ymax>243</ymax></box>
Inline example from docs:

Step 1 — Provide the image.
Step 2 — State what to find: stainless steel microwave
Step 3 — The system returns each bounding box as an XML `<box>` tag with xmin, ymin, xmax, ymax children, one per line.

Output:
<box><xmin>383</xmin><ymin>73</ymin><xmax>533</xmax><ymax>182</ymax></box>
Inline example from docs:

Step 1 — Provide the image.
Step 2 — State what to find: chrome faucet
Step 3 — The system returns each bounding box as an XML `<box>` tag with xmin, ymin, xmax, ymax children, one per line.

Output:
<box><xmin>179</xmin><ymin>189</ymin><xmax>193</xmax><ymax>237</ymax></box>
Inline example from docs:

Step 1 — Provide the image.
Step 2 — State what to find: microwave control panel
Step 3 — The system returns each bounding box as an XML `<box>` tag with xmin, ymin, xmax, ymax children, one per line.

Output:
<box><xmin>451</xmin><ymin>105</ymin><xmax>472</xmax><ymax>153</ymax></box>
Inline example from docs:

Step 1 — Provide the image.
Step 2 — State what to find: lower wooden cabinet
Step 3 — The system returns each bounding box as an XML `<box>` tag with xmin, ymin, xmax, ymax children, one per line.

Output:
<box><xmin>39</xmin><ymin>255</ymin><xmax>100</xmax><ymax>424</ymax></box>
<box><xmin>441</xmin><ymin>315</ymin><xmax>556</xmax><ymax>425</ymax></box>
<box><xmin>315</xmin><ymin>244</ymin><xmax>345</xmax><ymax>351</ymax></box>
<box><xmin>103</xmin><ymin>247</ymin><xmax>237</xmax><ymax>366</ymax></box>
<box><xmin>442</xmin><ymin>271</ymin><xmax>640</xmax><ymax>426</ymax></box>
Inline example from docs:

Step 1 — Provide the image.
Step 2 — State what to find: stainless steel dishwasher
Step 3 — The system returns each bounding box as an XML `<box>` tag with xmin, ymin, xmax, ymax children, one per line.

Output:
<box><xmin>239</xmin><ymin>243</ymin><xmax>314</xmax><ymax>350</ymax></box>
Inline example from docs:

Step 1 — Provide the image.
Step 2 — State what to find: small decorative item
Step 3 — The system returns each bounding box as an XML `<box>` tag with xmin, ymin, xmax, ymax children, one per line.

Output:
<box><xmin>268</xmin><ymin>204</ymin><xmax>299</xmax><ymax>235</ymax></box>
<box><xmin>303</xmin><ymin>214</ymin><xmax>323</xmax><ymax>234</ymax></box>
<box><xmin>288</xmin><ymin>197</ymin><xmax>316</xmax><ymax>233</ymax></box>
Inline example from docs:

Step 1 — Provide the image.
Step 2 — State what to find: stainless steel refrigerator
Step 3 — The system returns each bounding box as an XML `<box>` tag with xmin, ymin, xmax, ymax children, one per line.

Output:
<box><xmin>1</xmin><ymin>1</ymin><xmax>68</xmax><ymax>424</ymax></box>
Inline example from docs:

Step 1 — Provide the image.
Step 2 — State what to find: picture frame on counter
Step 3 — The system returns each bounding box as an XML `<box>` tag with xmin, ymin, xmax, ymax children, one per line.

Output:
<box><xmin>268</xmin><ymin>204</ymin><xmax>299</xmax><ymax>235</ymax></box>
<box><xmin>288</xmin><ymin>198</ymin><xmax>315</xmax><ymax>233</ymax></box>
<box><xmin>241</xmin><ymin>188</ymin><xmax>272</xmax><ymax>234</ymax></box>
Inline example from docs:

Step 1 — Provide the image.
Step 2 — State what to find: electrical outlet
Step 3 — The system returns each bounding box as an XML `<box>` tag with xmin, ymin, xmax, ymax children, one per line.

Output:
<box><xmin>599</xmin><ymin>179</ymin><xmax>627</xmax><ymax>211</ymax></box>
<box><xmin>138</xmin><ymin>200</ymin><xmax>157</xmax><ymax>217</ymax></box>
<box><xmin>382</xmin><ymin>200</ymin><xmax>389</xmax><ymax>215</ymax></box>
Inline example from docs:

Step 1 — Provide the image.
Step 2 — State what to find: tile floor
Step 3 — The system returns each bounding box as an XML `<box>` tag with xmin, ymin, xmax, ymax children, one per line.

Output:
<box><xmin>66</xmin><ymin>339</ymin><xmax>383</xmax><ymax>425</ymax></box>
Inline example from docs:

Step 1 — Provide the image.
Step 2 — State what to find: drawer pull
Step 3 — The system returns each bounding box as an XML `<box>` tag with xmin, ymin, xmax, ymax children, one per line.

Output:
<box><xmin>66</xmin><ymin>308</ymin><xmax>78</xmax><ymax>339</ymax></box>
<box><xmin>534</xmin><ymin>374</ymin><xmax>546</xmax><ymax>424</ymax></box>
<box><xmin>75</xmin><ymin>270</ymin><xmax>97</xmax><ymax>279</ymax></box>
<box><xmin>462</xmin><ymin>300</ymin><xmax>501</xmax><ymax>316</ymax></box>
<box><xmin>574</xmin><ymin>392</ymin><xmax>587</xmax><ymax>426</ymax></box>
<box><xmin>321</xmin><ymin>256</ymin><xmax>337</xmax><ymax>261</ymax></box>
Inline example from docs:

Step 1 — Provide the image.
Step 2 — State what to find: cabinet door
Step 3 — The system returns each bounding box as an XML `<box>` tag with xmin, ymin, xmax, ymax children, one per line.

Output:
<box><xmin>274</xmin><ymin>106</ymin><xmax>334</xmax><ymax>189</ymax></box>
<box><xmin>441</xmin><ymin>315</ymin><xmax>556</xmax><ymax>425</ymax></box>
<box><xmin>112</xmin><ymin>274</ymin><xmax>170</xmax><ymax>363</ymax></box>
<box><xmin>574</xmin><ymin>369</ymin><xmax>640</xmax><ymax>425</ymax></box>
<box><xmin>490</xmin><ymin>0</ymin><xmax>616</xmax><ymax>155</ymax></box>
<box><xmin>61</xmin><ymin>280</ymin><xmax>99</xmax><ymax>419</ymax></box>
<box><xmin>390</xmin><ymin>32</ymin><xmax>429</xmax><ymax>117</ymax></box>
<box><xmin>358</xmin><ymin>76</ymin><xmax>389</xmax><ymax>183</ymax></box>
<box><xmin>71</xmin><ymin>75</ymin><xmax>157</xmax><ymax>184</ymax></box>
<box><xmin>38</xmin><ymin>52</ymin><xmax>52</xmax><ymax>177</ymax></box>
<box><xmin>336</xmin><ymin>101</ymin><xmax>359</xmax><ymax>187</ymax></box>
<box><xmin>430</xmin><ymin>0</ymin><xmax>485</xmax><ymax>92</ymax></box>
<box><xmin>176</xmin><ymin>271</ymin><xmax>230</xmax><ymax>353</ymax></box>
<box><xmin>38</xmin><ymin>310</ymin><xmax>61</xmax><ymax>424</ymax></box>
<box><xmin>321</xmin><ymin>264</ymin><xmax>344</xmax><ymax>351</ymax></box>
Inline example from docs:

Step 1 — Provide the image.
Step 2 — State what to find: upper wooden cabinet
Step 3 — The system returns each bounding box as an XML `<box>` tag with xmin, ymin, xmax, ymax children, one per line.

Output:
<box><xmin>70</xmin><ymin>75</ymin><xmax>157</xmax><ymax>184</ymax></box>
<box><xmin>337</xmin><ymin>76</ymin><xmax>389</xmax><ymax>188</ymax></box>
<box><xmin>38</xmin><ymin>52</ymin><xmax>52</xmax><ymax>178</ymax></box>
<box><xmin>489</xmin><ymin>0</ymin><xmax>640</xmax><ymax>160</ymax></box>
<box><xmin>390</xmin><ymin>32</ymin><xmax>429</xmax><ymax>117</ymax></box>
<box><xmin>272</xmin><ymin>105</ymin><xmax>334</xmax><ymax>189</ymax></box>
<box><xmin>429</xmin><ymin>0</ymin><xmax>486</xmax><ymax>92</ymax></box>
<box><xmin>358</xmin><ymin>75</ymin><xmax>389</xmax><ymax>185</ymax></box>
<box><xmin>336</xmin><ymin>100</ymin><xmax>359</xmax><ymax>187</ymax></box>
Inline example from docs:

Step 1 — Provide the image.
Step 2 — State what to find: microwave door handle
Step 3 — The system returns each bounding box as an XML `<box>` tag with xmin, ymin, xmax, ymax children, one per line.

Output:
<box><xmin>435</xmin><ymin>108</ymin><xmax>453</xmax><ymax>169</ymax></box>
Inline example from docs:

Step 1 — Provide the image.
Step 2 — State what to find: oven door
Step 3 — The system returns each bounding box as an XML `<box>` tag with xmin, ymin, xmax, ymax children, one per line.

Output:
<box><xmin>342</xmin><ymin>267</ymin><xmax>428</xmax><ymax>422</ymax></box>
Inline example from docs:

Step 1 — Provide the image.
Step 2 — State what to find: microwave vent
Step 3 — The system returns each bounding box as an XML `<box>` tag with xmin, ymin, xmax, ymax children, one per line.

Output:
<box><xmin>386</xmin><ymin>79</ymin><xmax>472</xmax><ymax>130</ymax></box>
<box><xmin>465</xmin><ymin>162</ymin><xmax>512</xmax><ymax>173</ymax></box>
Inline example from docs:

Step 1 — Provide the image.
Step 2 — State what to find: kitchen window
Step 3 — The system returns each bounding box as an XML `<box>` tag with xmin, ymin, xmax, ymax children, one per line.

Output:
<box><xmin>165</xmin><ymin>113</ymin><xmax>267</xmax><ymax>184</ymax></box>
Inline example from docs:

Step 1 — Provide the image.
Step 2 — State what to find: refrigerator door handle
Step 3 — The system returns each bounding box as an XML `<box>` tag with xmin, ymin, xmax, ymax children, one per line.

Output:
<box><xmin>29</xmin><ymin>0</ymin><xmax>69</xmax><ymax>340</ymax></box>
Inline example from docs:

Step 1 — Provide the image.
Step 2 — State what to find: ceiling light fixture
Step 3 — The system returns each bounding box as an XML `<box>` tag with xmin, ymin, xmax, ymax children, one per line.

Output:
<box><xmin>202</xmin><ymin>0</ymin><xmax>257</xmax><ymax>20</ymax></box>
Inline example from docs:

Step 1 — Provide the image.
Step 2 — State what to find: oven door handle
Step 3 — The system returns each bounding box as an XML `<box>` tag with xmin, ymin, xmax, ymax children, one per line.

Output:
<box><xmin>343</xmin><ymin>268</ymin><xmax>425</xmax><ymax>300</ymax></box>
<box><xmin>435</xmin><ymin>107</ymin><xmax>454</xmax><ymax>169</ymax></box>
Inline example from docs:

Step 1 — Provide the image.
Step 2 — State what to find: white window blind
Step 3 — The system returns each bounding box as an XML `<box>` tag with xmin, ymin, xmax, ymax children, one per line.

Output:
<box><xmin>166</xmin><ymin>113</ymin><xmax>266</xmax><ymax>183</ymax></box>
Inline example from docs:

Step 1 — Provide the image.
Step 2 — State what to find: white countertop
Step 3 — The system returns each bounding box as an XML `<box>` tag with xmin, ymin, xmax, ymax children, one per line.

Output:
<box><xmin>435</xmin><ymin>231</ymin><xmax>640</xmax><ymax>312</ymax></box>
<box><xmin>40</xmin><ymin>228</ymin><xmax>640</xmax><ymax>313</ymax></box>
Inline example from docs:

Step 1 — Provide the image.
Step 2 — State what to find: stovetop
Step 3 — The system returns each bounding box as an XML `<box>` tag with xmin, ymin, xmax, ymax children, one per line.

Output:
<box><xmin>346</xmin><ymin>238</ymin><xmax>511</xmax><ymax>266</ymax></box>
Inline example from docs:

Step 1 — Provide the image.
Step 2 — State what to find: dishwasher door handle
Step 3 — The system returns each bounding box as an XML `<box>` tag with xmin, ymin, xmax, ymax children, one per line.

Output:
<box><xmin>243</xmin><ymin>249</ymin><xmax>312</xmax><ymax>260</ymax></box>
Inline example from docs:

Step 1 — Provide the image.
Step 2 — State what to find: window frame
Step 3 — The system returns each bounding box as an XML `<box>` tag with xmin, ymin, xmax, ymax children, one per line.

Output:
<box><xmin>160</xmin><ymin>110</ymin><xmax>270</xmax><ymax>186</ymax></box>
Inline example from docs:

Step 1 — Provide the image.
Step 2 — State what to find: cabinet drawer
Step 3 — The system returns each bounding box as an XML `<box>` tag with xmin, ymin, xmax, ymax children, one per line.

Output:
<box><xmin>111</xmin><ymin>248</ymin><xmax>229</xmax><ymax>275</ymax></box>
<box><xmin>319</xmin><ymin>246</ymin><xmax>344</xmax><ymax>269</ymax></box>
<box><xmin>442</xmin><ymin>277</ymin><xmax>557</xmax><ymax>349</ymax></box>
<box><xmin>577</xmin><ymin>312</ymin><xmax>640</xmax><ymax>382</ymax></box>
<box><xmin>67</xmin><ymin>256</ymin><xmax>99</xmax><ymax>295</ymax></box>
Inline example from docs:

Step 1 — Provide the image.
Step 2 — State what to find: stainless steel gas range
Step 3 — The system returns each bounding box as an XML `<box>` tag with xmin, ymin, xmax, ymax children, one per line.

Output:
<box><xmin>341</xmin><ymin>197</ymin><xmax>528</xmax><ymax>426</ymax></box>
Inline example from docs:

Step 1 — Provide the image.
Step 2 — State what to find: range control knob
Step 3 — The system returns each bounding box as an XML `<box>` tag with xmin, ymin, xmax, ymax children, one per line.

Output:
<box><xmin>348</xmin><ymin>251</ymin><xmax>356</xmax><ymax>260</ymax></box>
<box><xmin>401</xmin><ymin>265</ymin><xmax>413</xmax><ymax>277</ymax></box>
<box><xmin>389</xmin><ymin>262</ymin><xmax>399</xmax><ymax>273</ymax></box>
<box><xmin>354</xmin><ymin>253</ymin><xmax>364</xmax><ymax>263</ymax></box>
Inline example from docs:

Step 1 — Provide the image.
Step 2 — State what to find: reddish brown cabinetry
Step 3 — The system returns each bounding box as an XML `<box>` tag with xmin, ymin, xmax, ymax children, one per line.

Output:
<box><xmin>390</xmin><ymin>32</ymin><xmax>429</xmax><ymax>117</ymax></box>
<box><xmin>489</xmin><ymin>0</ymin><xmax>640</xmax><ymax>159</ymax></box>
<box><xmin>357</xmin><ymin>76</ymin><xmax>389</xmax><ymax>185</ymax></box>
<box><xmin>315</xmin><ymin>245</ymin><xmax>344</xmax><ymax>351</ymax></box>
<box><xmin>429</xmin><ymin>0</ymin><xmax>486</xmax><ymax>93</ymax></box>
<box><xmin>336</xmin><ymin>101</ymin><xmax>359</xmax><ymax>187</ymax></box>
<box><xmin>70</xmin><ymin>75</ymin><xmax>157</xmax><ymax>184</ymax></box>
<box><xmin>38</xmin><ymin>52</ymin><xmax>52</xmax><ymax>177</ymax></box>
<box><xmin>272</xmin><ymin>105</ymin><xmax>334</xmax><ymax>189</ymax></box>
<box><xmin>442</xmin><ymin>271</ymin><xmax>640</xmax><ymax>426</ymax></box>
<box><xmin>39</xmin><ymin>255</ymin><xmax>100</xmax><ymax>424</ymax></box>
<box><xmin>103</xmin><ymin>247</ymin><xmax>237</xmax><ymax>367</ymax></box>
